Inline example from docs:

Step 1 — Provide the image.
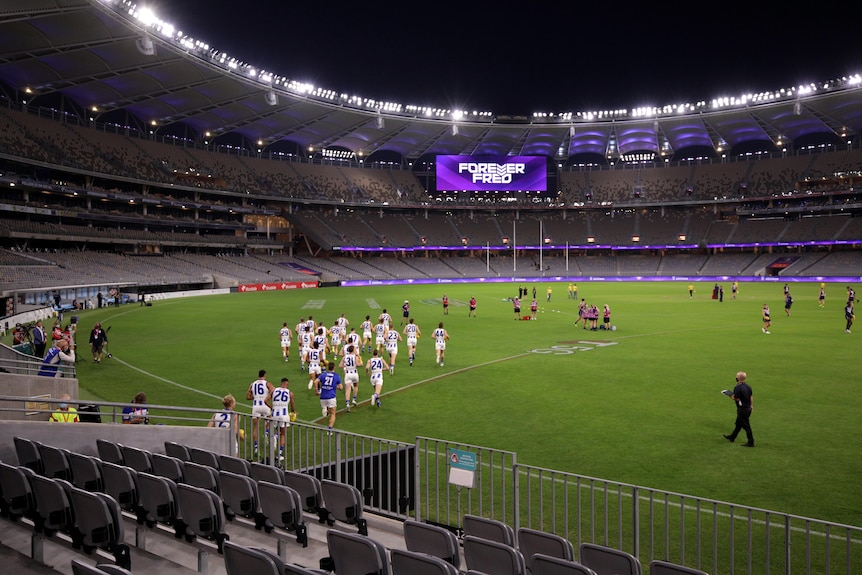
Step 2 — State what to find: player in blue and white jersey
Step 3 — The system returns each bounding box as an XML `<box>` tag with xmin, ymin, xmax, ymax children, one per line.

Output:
<box><xmin>366</xmin><ymin>349</ymin><xmax>389</xmax><ymax>408</ymax></box>
<box><xmin>433</xmin><ymin>322</ymin><xmax>450</xmax><ymax>367</ymax></box>
<box><xmin>279</xmin><ymin>323</ymin><xmax>292</xmax><ymax>362</ymax></box>
<box><xmin>270</xmin><ymin>377</ymin><xmax>296</xmax><ymax>464</ymax></box>
<box><xmin>385</xmin><ymin>327</ymin><xmax>402</xmax><ymax>374</ymax></box>
<box><xmin>402</xmin><ymin>318</ymin><xmax>421</xmax><ymax>366</ymax></box>
<box><xmin>338</xmin><ymin>344</ymin><xmax>363</xmax><ymax>410</ymax></box>
<box><xmin>245</xmin><ymin>369</ymin><xmax>274</xmax><ymax>457</ymax></box>
<box><xmin>361</xmin><ymin>315</ymin><xmax>373</xmax><ymax>353</ymax></box>
<box><xmin>305</xmin><ymin>341</ymin><xmax>323</xmax><ymax>389</ymax></box>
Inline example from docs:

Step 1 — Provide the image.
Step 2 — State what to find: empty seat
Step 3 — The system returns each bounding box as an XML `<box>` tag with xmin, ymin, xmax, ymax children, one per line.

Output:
<box><xmin>219</xmin><ymin>470</ymin><xmax>264</xmax><ymax>526</ymax></box>
<box><xmin>257</xmin><ymin>480</ymin><xmax>308</xmax><ymax>546</ymax></box>
<box><xmin>320</xmin><ymin>479</ymin><xmax>367</xmax><ymax>535</ymax></box>
<box><xmin>517</xmin><ymin>527</ymin><xmax>575</xmax><ymax>572</ymax></box>
<box><xmin>68</xmin><ymin>452</ymin><xmax>104</xmax><ymax>491</ymax></box>
<box><xmin>249</xmin><ymin>461</ymin><xmax>284</xmax><ymax>484</ymax></box>
<box><xmin>282</xmin><ymin>469</ymin><xmax>327</xmax><ymax>523</ymax></box>
<box><xmin>183</xmin><ymin>461</ymin><xmax>221</xmax><ymax>495</ymax></box>
<box><xmin>219</xmin><ymin>454</ymin><xmax>250</xmax><ymax>476</ymax></box>
<box><xmin>223</xmin><ymin>540</ymin><xmax>282</xmax><ymax>575</ymax></box>
<box><xmin>151</xmin><ymin>453</ymin><xmax>185</xmax><ymax>483</ymax></box>
<box><xmin>403</xmin><ymin>519</ymin><xmax>460</xmax><ymax>568</ymax></box>
<box><xmin>136</xmin><ymin>472</ymin><xmax>183</xmax><ymax>535</ymax></box>
<box><xmin>37</xmin><ymin>443</ymin><xmax>73</xmax><ymax>481</ymax></box>
<box><xmin>189</xmin><ymin>447</ymin><xmax>220</xmax><ymax>469</ymax></box>
<box><xmin>463</xmin><ymin>535</ymin><xmax>526</xmax><ymax>575</ymax></box>
<box><xmin>391</xmin><ymin>548</ymin><xmax>460</xmax><ymax>575</ymax></box>
<box><xmin>71</xmin><ymin>559</ymin><xmax>133</xmax><ymax>575</ymax></box>
<box><xmin>0</xmin><ymin>462</ymin><xmax>36</xmax><ymax>520</ymax></box>
<box><xmin>29</xmin><ymin>474</ymin><xmax>74</xmax><ymax>536</ymax></box>
<box><xmin>120</xmin><ymin>445</ymin><xmax>154</xmax><ymax>474</ymax></box>
<box><xmin>100</xmin><ymin>461</ymin><xmax>140</xmax><ymax>513</ymax></box>
<box><xmin>578</xmin><ymin>543</ymin><xmax>642</xmax><ymax>575</ymax></box>
<box><xmin>68</xmin><ymin>486</ymin><xmax>131</xmax><ymax>569</ymax></box>
<box><xmin>164</xmin><ymin>441</ymin><xmax>191</xmax><ymax>461</ymax></box>
<box><xmin>531</xmin><ymin>554</ymin><xmax>597</xmax><ymax>575</ymax></box>
<box><xmin>14</xmin><ymin>436</ymin><xmax>44</xmax><ymax>474</ymax></box>
<box><xmin>96</xmin><ymin>439</ymin><xmax>124</xmax><ymax>465</ymax></box>
<box><xmin>326</xmin><ymin>529</ymin><xmax>390</xmax><ymax>575</ymax></box>
<box><xmin>463</xmin><ymin>514</ymin><xmax>516</xmax><ymax>546</ymax></box>
<box><xmin>176</xmin><ymin>482</ymin><xmax>228</xmax><ymax>551</ymax></box>
<box><xmin>649</xmin><ymin>560</ymin><xmax>709</xmax><ymax>575</ymax></box>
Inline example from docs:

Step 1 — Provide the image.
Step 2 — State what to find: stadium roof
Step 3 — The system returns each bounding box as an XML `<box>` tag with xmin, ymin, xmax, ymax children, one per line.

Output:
<box><xmin>2</xmin><ymin>0</ymin><xmax>862</xmax><ymax>165</ymax></box>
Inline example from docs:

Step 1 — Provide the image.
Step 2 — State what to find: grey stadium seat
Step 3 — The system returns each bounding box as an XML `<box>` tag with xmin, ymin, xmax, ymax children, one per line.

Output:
<box><xmin>649</xmin><ymin>559</ymin><xmax>710</xmax><ymax>575</ymax></box>
<box><xmin>68</xmin><ymin>486</ymin><xmax>131</xmax><ymax>569</ymax></box>
<box><xmin>403</xmin><ymin>519</ymin><xmax>460</xmax><ymax>568</ymax></box>
<box><xmin>530</xmin><ymin>554</ymin><xmax>598</xmax><ymax>575</ymax></box>
<box><xmin>257</xmin><ymin>480</ymin><xmax>308</xmax><ymax>546</ymax></box>
<box><xmin>326</xmin><ymin>529</ymin><xmax>390</xmax><ymax>575</ymax></box>
<box><xmin>391</xmin><ymin>548</ymin><xmax>460</xmax><ymax>575</ymax></box>
<box><xmin>463</xmin><ymin>535</ymin><xmax>526</xmax><ymax>575</ymax></box>
<box><xmin>68</xmin><ymin>451</ymin><xmax>104</xmax><ymax>492</ymax></box>
<box><xmin>463</xmin><ymin>514</ymin><xmax>516</xmax><ymax>546</ymax></box>
<box><xmin>320</xmin><ymin>479</ymin><xmax>367</xmax><ymax>535</ymax></box>
<box><xmin>517</xmin><ymin>527</ymin><xmax>575</xmax><ymax>572</ymax></box>
<box><xmin>578</xmin><ymin>543</ymin><xmax>642</xmax><ymax>575</ymax></box>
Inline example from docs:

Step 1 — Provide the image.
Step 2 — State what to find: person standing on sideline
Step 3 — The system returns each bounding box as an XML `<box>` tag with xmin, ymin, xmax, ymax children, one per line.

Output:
<box><xmin>761</xmin><ymin>304</ymin><xmax>771</xmax><ymax>334</ymax></box>
<box><xmin>433</xmin><ymin>322</ymin><xmax>450</xmax><ymax>366</ymax></box>
<box><xmin>546</xmin><ymin>286</ymin><xmax>552</xmax><ymax>302</ymax></box>
<box><xmin>602</xmin><ymin>304</ymin><xmax>611</xmax><ymax>329</ymax></box>
<box><xmin>442</xmin><ymin>294</ymin><xmax>449</xmax><ymax>315</ymax></box>
<box><xmin>270</xmin><ymin>378</ymin><xmax>296</xmax><ymax>464</ymax></box>
<box><xmin>688</xmin><ymin>283</ymin><xmax>695</xmax><ymax>298</ymax></box>
<box><xmin>400</xmin><ymin>300</ymin><xmax>410</xmax><ymax>325</ymax></box>
<box><xmin>819</xmin><ymin>284</ymin><xmax>826</xmax><ymax>307</ymax></box>
<box><xmin>784</xmin><ymin>291</ymin><xmax>793</xmax><ymax>316</ymax></box>
<box><xmin>315</xmin><ymin>362</ymin><xmax>343</xmax><ymax>435</ymax></box>
<box><xmin>246</xmin><ymin>370</ymin><xmax>274</xmax><ymax>457</ymax></box>
<box><xmin>403</xmin><ymin>318</ymin><xmax>421</xmax><ymax>366</ymax></box>
<box><xmin>32</xmin><ymin>320</ymin><xmax>47</xmax><ymax>358</ymax></box>
<box><xmin>89</xmin><ymin>322</ymin><xmax>108</xmax><ymax>363</ymax></box>
<box><xmin>49</xmin><ymin>394</ymin><xmax>79</xmax><ymax>423</ymax></box>
<box><xmin>279</xmin><ymin>323</ymin><xmax>292</xmax><ymax>362</ymax></box>
<box><xmin>530</xmin><ymin>298</ymin><xmax>538</xmax><ymax>319</ymax></box>
<box><xmin>468</xmin><ymin>296</ymin><xmax>477</xmax><ymax>317</ymax></box>
<box><xmin>567</xmin><ymin>283</ymin><xmax>574</xmax><ymax>299</ymax></box>
<box><xmin>38</xmin><ymin>338</ymin><xmax>75</xmax><ymax>377</ymax></box>
<box><xmin>512</xmin><ymin>296</ymin><xmax>521</xmax><ymax>319</ymax></box>
<box><xmin>731</xmin><ymin>281</ymin><xmax>738</xmax><ymax>300</ymax></box>
<box><xmin>723</xmin><ymin>371</ymin><xmax>754</xmax><ymax>447</ymax></box>
<box><xmin>366</xmin><ymin>349</ymin><xmax>389</xmax><ymax>408</ymax></box>
<box><xmin>845</xmin><ymin>301</ymin><xmax>855</xmax><ymax>333</ymax></box>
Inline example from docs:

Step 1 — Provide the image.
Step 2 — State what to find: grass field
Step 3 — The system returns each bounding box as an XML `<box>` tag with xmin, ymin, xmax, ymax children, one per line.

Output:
<box><xmin>40</xmin><ymin>280</ymin><xmax>861</xmax><ymax>528</ymax></box>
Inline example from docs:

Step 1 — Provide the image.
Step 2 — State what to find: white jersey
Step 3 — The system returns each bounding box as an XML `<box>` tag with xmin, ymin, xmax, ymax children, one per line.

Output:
<box><xmin>280</xmin><ymin>327</ymin><xmax>291</xmax><ymax>346</ymax></box>
<box><xmin>368</xmin><ymin>356</ymin><xmax>385</xmax><ymax>387</ymax></box>
<box><xmin>330</xmin><ymin>325</ymin><xmax>342</xmax><ymax>345</ymax></box>
<box><xmin>341</xmin><ymin>352</ymin><xmax>361</xmax><ymax>384</ymax></box>
<box><xmin>249</xmin><ymin>378</ymin><xmax>272</xmax><ymax>417</ymax></box>
<box><xmin>346</xmin><ymin>332</ymin><xmax>360</xmax><ymax>349</ymax></box>
<box><xmin>374</xmin><ymin>322</ymin><xmax>387</xmax><ymax>344</ymax></box>
<box><xmin>299</xmin><ymin>330</ymin><xmax>312</xmax><ymax>351</ymax></box>
<box><xmin>379</xmin><ymin>313</ymin><xmax>391</xmax><ymax>329</ymax></box>
<box><xmin>433</xmin><ymin>328</ymin><xmax>448</xmax><ymax>350</ymax></box>
<box><xmin>404</xmin><ymin>323</ymin><xmax>420</xmax><ymax>345</ymax></box>
<box><xmin>386</xmin><ymin>329</ymin><xmax>400</xmax><ymax>353</ymax></box>
<box><xmin>211</xmin><ymin>409</ymin><xmax>232</xmax><ymax>428</ymax></box>
<box><xmin>361</xmin><ymin>320</ymin><xmax>373</xmax><ymax>338</ymax></box>
<box><xmin>306</xmin><ymin>348</ymin><xmax>322</xmax><ymax>374</ymax></box>
<box><xmin>337</xmin><ymin>316</ymin><xmax>349</xmax><ymax>329</ymax></box>
<box><xmin>271</xmin><ymin>387</ymin><xmax>293</xmax><ymax>421</ymax></box>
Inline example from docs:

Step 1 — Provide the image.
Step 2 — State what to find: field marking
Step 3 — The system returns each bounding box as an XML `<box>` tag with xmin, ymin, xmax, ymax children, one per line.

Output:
<box><xmin>108</xmin><ymin>356</ymin><xmax>225</xmax><ymax>401</ymax></box>
<box><xmin>302</xmin><ymin>299</ymin><xmax>326</xmax><ymax>310</ymax></box>
<box><xmin>366</xmin><ymin>299</ymin><xmax>380</xmax><ymax>309</ymax></box>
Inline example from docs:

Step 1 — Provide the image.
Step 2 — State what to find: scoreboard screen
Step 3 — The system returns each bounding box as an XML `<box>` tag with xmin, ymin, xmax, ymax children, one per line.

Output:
<box><xmin>435</xmin><ymin>155</ymin><xmax>546</xmax><ymax>192</ymax></box>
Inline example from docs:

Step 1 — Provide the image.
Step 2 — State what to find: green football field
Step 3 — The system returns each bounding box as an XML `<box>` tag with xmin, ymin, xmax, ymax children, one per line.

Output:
<box><xmin>56</xmin><ymin>280</ymin><xmax>861</xmax><ymax>528</ymax></box>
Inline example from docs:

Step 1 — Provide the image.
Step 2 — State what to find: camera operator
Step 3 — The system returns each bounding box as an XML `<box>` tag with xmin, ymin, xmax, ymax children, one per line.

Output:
<box><xmin>38</xmin><ymin>338</ymin><xmax>75</xmax><ymax>377</ymax></box>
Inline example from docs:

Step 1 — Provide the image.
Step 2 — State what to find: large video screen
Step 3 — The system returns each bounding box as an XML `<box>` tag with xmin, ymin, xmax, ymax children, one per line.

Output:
<box><xmin>436</xmin><ymin>155</ymin><xmax>546</xmax><ymax>192</ymax></box>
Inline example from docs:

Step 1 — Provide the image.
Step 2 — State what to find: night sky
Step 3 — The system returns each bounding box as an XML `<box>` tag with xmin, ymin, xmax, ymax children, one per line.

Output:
<box><xmin>155</xmin><ymin>1</ymin><xmax>862</xmax><ymax>116</ymax></box>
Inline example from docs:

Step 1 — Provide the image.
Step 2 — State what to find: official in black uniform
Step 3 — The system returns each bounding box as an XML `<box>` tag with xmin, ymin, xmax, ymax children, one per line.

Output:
<box><xmin>724</xmin><ymin>371</ymin><xmax>754</xmax><ymax>447</ymax></box>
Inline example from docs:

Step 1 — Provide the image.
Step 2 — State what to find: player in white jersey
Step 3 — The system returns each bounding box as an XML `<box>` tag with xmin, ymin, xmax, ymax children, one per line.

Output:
<box><xmin>433</xmin><ymin>322</ymin><xmax>450</xmax><ymax>366</ymax></box>
<box><xmin>344</xmin><ymin>328</ymin><xmax>361</xmax><ymax>355</ymax></box>
<box><xmin>279</xmin><ymin>322</ymin><xmax>292</xmax><ymax>362</ymax></box>
<box><xmin>365</xmin><ymin>349</ymin><xmax>389</xmax><ymax>408</ymax></box>
<box><xmin>299</xmin><ymin>326</ymin><xmax>313</xmax><ymax>371</ymax></box>
<box><xmin>361</xmin><ymin>315</ymin><xmax>373</xmax><ymax>353</ymax></box>
<box><xmin>374</xmin><ymin>319</ymin><xmax>387</xmax><ymax>353</ymax></box>
<box><xmin>329</xmin><ymin>322</ymin><xmax>342</xmax><ymax>355</ymax></box>
<box><xmin>338</xmin><ymin>344</ymin><xmax>363</xmax><ymax>410</ymax></box>
<box><xmin>208</xmin><ymin>394</ymin><xmax>240</xmax><ymax>456</ymax></box>
<box><xmin>305</xmin><ymin>341</ymin><xmax>323</xmax><ymax>389</ymax></box>
<box><xmin>305</xmin><ymin>316</ymin><xmax>317</xmax><ymax>335</ymax></box>
<box><xmin>314</xmin><ymin>327</ymin><xmax>329</xmax><ymax>363</ymax></box>
<box><xmin>378</xmin><ymin>309</ymin><xmax>392</xmax><ymax>330</ymax></box>
<box><xmin>245</xmin><ymin>369</ymin><xmax>274</xmax><ymax>457</ymax></box>
<box><xmin>385</xmin><ymin>327</ymin><xmax>402</xmax><ymax>374</ymax></box>
<box><xmin>402</xmin><ymin>318</ymin><xmax>421</xmax><ymax>366</ymax></box>
<box><xmin>337</xmin><ymin>313</ymin><xmax>349</xmax><ymax>331</ymax></box>
<box><xmin>270</xmin><ymin>377</ymin><xmax>296</xmax><ymax>465</ymax></box>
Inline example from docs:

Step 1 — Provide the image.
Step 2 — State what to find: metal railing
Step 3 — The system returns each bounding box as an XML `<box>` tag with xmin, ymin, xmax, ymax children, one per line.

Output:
<box><xmin>0</xmin><ymin>397</ymin><xmax>858</xmax><ymax>574</ymax></box>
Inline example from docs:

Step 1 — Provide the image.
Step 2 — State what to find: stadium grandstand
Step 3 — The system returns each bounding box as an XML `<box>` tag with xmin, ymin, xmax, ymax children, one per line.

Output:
<box><xmin>1</xmin><ymin>3</ymin><xmax>861</xmax><ymax>575</ymax></box>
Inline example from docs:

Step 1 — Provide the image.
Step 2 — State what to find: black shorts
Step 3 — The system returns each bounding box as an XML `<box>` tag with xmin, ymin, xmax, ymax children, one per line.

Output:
<box><xmin>514</xmin><ymin>307</ymin><xmax>521</xmax><ymax>313</ymax></box>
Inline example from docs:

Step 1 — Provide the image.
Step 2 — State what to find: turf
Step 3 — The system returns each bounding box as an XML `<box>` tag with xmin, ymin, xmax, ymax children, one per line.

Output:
<box><xmin>44</xmin><ymin>280</ymin><xmax>862</xmax><ymax>528</ymax></box>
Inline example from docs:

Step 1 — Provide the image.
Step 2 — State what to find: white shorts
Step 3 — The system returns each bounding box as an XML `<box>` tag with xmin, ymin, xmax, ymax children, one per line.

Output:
<box><xmin>331</xmin><ymin>338</ymin><xmax>341</xmax><ymax>347</ymax></box>
<box><xmin>436</xmin><ymin>341</ymin><xmax>446</xmax><ymax>351</ymax></box>
<box><xmin>345</xmin><ymin>371</ymin><xmax>359</xmax><ymax>385</ymax></box>
<box><xmin>370</xmin><ymin>372</ymin><xmax>383</xmax><ymax>387</ymax></box>
<box><xmin>272</xmin><ymin>414</ymin><xmax>291</xmax><ymax>428</ymax></box>
<box><xmin>387</xmin><ymin>343</ymin><xmax>398</xmax><ymax>354</ymax></box>
<box><xmin>281</xmin><ymin>338</ymin><xmax>290</xmax><ymax>347</ymax></box>
<box><xmin>308</xmin><ymin>364</ymin><xmax>322</xmax><ymax>375</ymax></box>
<box><xmin>320</xmin><ymin>398</ymin><xmax>337</xmax><ymax>411</ymax></box>
<box><xmin>363</xmin><ymin>331</ymin><xmax>372</xmax><ymax>339</ymax></box>
<box><xmin>376</xmin><ymin>335</ymin><xmax>385</xmax><ymax>346</ymax></box>
<box><xmin>252</xmin><ymin>403</ymin><xmax>272</xmax><ymax>418</ymax></box>
<box><xmin>407</xmin><ymin>337</ymin><xmax>417</xmax><ymax>347</ymax></box>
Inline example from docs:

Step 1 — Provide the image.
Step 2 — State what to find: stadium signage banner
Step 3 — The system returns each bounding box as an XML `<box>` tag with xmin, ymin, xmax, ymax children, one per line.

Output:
<box><xmin>436</xmin><ymin>155</ymin><xmax>546</xmax><ymax>191</ymax></box>
<box><xmin>238</xmin><ymin>281</ymin><xmax>318</xmax><ymax>292</ymax></box>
